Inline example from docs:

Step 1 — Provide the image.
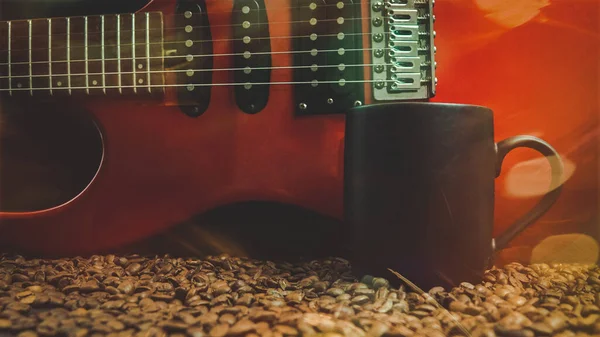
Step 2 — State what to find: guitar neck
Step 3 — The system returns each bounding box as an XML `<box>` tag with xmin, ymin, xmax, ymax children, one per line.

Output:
<box><xmin>0</xmin><ymin>12</ymin><xmax>165</xmax><ymax>97</ymax></box>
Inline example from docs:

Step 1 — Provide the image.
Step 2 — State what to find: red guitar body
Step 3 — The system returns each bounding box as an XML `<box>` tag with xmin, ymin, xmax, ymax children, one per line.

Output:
<box><xmin>0</xmin><ymin>0</ymin><xmax>598</xmax><ymax>257</ymax></box>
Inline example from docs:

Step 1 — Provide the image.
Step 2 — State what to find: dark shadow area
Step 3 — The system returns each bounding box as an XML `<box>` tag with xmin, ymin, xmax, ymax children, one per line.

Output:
<box><xmin>115</xmin><ymin>201</ymin><xmax>351</xmax><ymax>263</ymax></box>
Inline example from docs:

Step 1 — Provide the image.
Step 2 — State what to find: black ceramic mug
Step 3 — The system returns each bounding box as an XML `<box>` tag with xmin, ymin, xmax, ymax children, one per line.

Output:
<box><xmin>344</xmin><ymin>102</ymin><xmax>564</xmax><ymax>289</ymax></box>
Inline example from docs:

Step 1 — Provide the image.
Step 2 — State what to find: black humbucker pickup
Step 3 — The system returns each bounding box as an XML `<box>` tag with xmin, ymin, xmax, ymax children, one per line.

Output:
<box><xmin>291</xmin><ymin>0</ymin><xmax>364</xmax><ymax>116</ymax></box>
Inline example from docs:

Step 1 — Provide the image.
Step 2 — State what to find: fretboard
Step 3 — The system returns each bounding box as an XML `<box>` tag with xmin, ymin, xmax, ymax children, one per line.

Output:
<box><xmin>0</xmin><ymin>12</ymin><xmax>165</xmax><ymax>96</ymax></box>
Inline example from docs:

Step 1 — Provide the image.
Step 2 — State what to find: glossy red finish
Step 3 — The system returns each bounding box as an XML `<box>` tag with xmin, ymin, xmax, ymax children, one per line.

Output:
<box><xmin>0</xmin><ymin>0</ymin><xmax>598</xmax><ymax>256</ymax></box>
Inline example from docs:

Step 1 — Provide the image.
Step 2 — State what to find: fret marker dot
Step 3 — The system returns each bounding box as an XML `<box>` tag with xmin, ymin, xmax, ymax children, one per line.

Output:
<box><xmin>186</xmin><ymin>69</ymin><xmax>194</xmax><ymax>77</ymax></box>
<box><xmin>337</xmin><ymin>2</ymin><xmax>344</xmax><ymax>9</ymax></box>
<box><xmin>337</xmin><ymin>32</ymin><xmax>345</xmax><ymax>40</ymax></box>
<box><xmin>338</xmin><ymin>48</ymin><xmax>345</xmax><ymax>55</ymax></box>
<box><xmin>243</xmin><ymin>51</ymin><xmax>252</xmax><ymax>59</ymax></box>
<box><xmin>309</xmin><ymin>2</ymin><xmax>317</xmax><ymax>10</ymax></box>
<box><xmin>185</xmin><ymin>40</ymin><xmax>193</xmax><ymax>47</ymax></box>
<box><xmin>309</xmin><ymin>18</ymin><xmax>317</xmax><ymax>26</ymax></box>
<box><xmin>244</xmin><ymin>67</ymin><xmax>252</xmax><ymax>74</ymax></box>
<box><xmin>184</xmin><ymin>11</ymin><xmax>192</xmax><ymax>19</ymax></box>
<box><xmin>92</xmin><ymin>80</ymin><xmax>98</xmax><ymax>85</ymax></box>
<box><xmin>243</xmin><ymin>36</ymin><xmax>251</xmax><ymax>44</ymax></box>
<box><xmin>337</xmin><ymin>17</ymin><xmax>344</xmax><ymax>24</ymax></box>
<box><xmin>185</xmin><ymin>25</ymin><xmax>193</xmax><ymax>33</ymax></box>
<box><xmin>242</xmin><ymin>6</ymin><xmax>250</xmax><ymax>14</ymax></box>
<box><xmin>57</xmin><ymin>81</ymin><xmax>62</xmax><ymax>87</ymax></box>
<box><xmin>17</xmin><ymin>83</ymin><xmax>22</xmax><ymax>88</ymax></box>
<box><xmin>243</xmin><ymin>21</ymin><xmax>251</xmax><ymax>29</ymax></box>
<box><xmin>310</xmin><ymin>33</ymin><xmax>318</xmax><ymax>41</ymax></box>
<box><xmin>311</xmin><ymin>49</ymin><xmax>318</xmax><ymax>56</ymax></box>
<box><xmin>138</xmin><ymin>64</ymin><xmax>143</xmax><ymax>69</ymax></box>
<box><xmin>186</xmin><ymin>54</ymin><xmax>194</xmax><ymax>62</ymax></box>
<box><xmin>138</xmin><ymin>78</ymin><xmax>144</xmax><ymax>84</ymax></box>
<box><xmin>311</xmin><ymin>64</ymin><xmax>318</xmax><ymax>72</ymax></box>
<box><xmin>311</xmin><ymin>80</ymin><xmax>318</xmax><ymax>87</ymax></box>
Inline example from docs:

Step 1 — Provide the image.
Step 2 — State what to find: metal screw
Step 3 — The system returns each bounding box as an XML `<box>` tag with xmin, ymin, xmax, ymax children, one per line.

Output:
<box><xmin>354</xmin><ymin>100</ymin><xmax>363</xmax><ymax>106</ymax></box>
<box><xmin>373</xmin><ymin>33</ymin><xmax>384</xmax><ymax>43</ymax></box>
<box><xmin>374</xmin><ymin>49</ymin><xmax>384</xmax><ymax>58</ymax></box>
<box><xmin>375</xmin><ymin>80</ymin><xmax>385</xmax><ymax>89</ymax></box>
<box><xmin>374</xmin><ymin>65</ymin><xmax>385</xmax><ymax>73</ymax></box>
<box><xmin>372</xmin><ymin>17</ymin><xmax>383</xmax><ymax>27</ymax></box>
<box><xmin>372</xmin><ymin>1</ymin><xmax>383</xmax><ymax>12</ymax></box>
<box><xmin>184</xmin><ymin>11</ymin><xmax>192</xmax><ymax>19</ymax></box>
<box><xmin>299</xmin><ymin>103</ymin><xmax>307</xmax><ymax>110</ymax></box>
<box><xmin>327</xmin><ymin>98</ymin><xmax>334</xmax><ymax>104</ymax></box>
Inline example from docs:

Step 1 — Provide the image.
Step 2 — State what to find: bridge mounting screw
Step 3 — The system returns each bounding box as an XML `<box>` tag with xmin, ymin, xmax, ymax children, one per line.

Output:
<box><xmin>374</xmin><ymin>49</ymin><xmax>384</xmax><ymax>58</ymax></box>
<box><xmin>372</xmin><ymin>17</ymin><xmax>383</xmax><ymax>27</ymax></box>
<box><xmin>299</xmin><ymin>103</ymin><xmax>308</xmax><ymax>110</ymax></box>
<box><xmin>373</xmin><ymin>33</ymin><xmax>384</xmax><ymax>43</ymax></box>
<box><xmin>372</xmin><ymin>2</ymin><xmax>383</xmax><ymax>12</ymax></box>
<box><xmin>354</xmin><ymin>100</ymin><xmax>363</xmax><ymax>106</ymax></box>
<box><xmin>374</xmin><ymin>65</ymin><xmax>385</xmax><ymax>73</ymax></box>
<box><xmin>375</xmin><ymin>80</ymin><xmax>385</xmax><ymax>89</ymax></box>
<box><xmin>327</xmin><ymin>98</ymin><xmax>334</xmax><ymax>104</ymax></box>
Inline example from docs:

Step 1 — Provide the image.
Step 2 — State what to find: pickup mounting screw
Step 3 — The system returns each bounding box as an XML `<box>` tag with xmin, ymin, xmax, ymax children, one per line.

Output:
<box><xmin>299</xmin><ymin>103</ymin><xmax>307</xmax><ymax>110</ymax></box>
<box><xmin>354</xmin><ymin>100</ymin><xmax>363</xmax><ymax>106</ymax></box>
<box><xmin>327</xmin><ymin>98</ymin><xmax>334</xmax><ymax>104</ymax></box>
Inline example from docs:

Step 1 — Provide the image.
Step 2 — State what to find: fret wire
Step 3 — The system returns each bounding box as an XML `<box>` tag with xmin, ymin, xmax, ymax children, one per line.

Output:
<box><xmin>85</xmin><ymin>16</ymin><xmax>89</xmax><ymax>94</ymax></box>
<box><xmin>146</xmin><ymin>12</ymin><xmax>151</xmax><ymax>93</ymax></box>
<box><xmin>48</xmin><ymin>19</ymin><xmax>53</xmax><ymax>95</ymax></box>
<box><xmin>28</xmin><ymin>19</ymin><xmax>33</xmax><ymax>95</ymax></box>
<box><xmin>101</xmin><ymin>15</ymin><xmax>106</xmax><ymax>94</ymax></box>
<box><xmin>8</xmin><ymin>21</ymin><xmax>12</xmax><ymax>95</ymax></box>
<box><xmin>117</xmin><ymin>14</ymin><xmax>122</xmax><ymax>94</ymax></box>
<box><xmin>66</xmin><ymin>17</ymin><xmax>71</xmax><ymax>95</ymax></box>
<box><xmin>132</xmin><ymin>13</ymin><xmax>137</xmax><ymax>93</ymax></box>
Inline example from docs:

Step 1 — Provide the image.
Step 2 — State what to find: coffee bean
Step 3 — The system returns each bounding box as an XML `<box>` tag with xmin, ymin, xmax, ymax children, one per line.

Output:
<box><xmin>209</xmin><ymin>324</ymin><xmax>229</xmax><ymax>337</ymax></box>
<box><xmin>0</xmin><ymin>318</ymin><xmax>11</xmax><ymax>329</ymax></box>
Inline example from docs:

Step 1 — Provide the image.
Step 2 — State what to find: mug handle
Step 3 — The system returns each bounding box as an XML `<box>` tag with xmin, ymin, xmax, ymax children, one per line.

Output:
<box><xmin>493</xmin><ymin>135</ymin><xmax>565</xmax><ymax>251</ymax></box>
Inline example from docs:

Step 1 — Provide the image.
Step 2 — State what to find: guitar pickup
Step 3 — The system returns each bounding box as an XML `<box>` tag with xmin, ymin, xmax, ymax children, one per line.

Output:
<box><xmin>232</xmin><ymin>0</ymin><xmax>272</xmax><ymax>114</ymax></box>
<box><xmin>173</xmin><ymin>0</ymin><xmax>213</xmax><ymax>117</ymax></box>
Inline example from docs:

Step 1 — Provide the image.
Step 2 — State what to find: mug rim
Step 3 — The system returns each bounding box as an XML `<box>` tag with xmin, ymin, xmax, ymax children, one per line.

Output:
<box><xmin>351</xmin><ymin>102</ymin><xmax>493</xmax><ymax>111</ymax></box>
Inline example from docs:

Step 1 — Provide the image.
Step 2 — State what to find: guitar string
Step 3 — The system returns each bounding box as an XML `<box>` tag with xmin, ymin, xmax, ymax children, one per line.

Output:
<box><xmin>0</xmin><ymin>45</ymin><xmax>427</xmax><ymax>67</ymax></box>
<box><xmin>2</xmin><ymin>30</ymin><xmax>402</xmax><ymax>54</ymax></box>
<box><xmin>1</xmin><ymin>13</ymin><xmax>426</xmax><ymax>42</ymax></box>
<box><xmin>0</xmin><ymin>78</ymin><xmax>421</xmax><ymax>93</ymax></box>
<box><xmin>0</xmin><ymin>61</ymin><xmax>413</xmax><ymax>80</ymax></box>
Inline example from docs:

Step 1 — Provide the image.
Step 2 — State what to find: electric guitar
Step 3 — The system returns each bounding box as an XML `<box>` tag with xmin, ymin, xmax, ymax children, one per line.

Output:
<box><xmin>0</xmin><ymin>0</ymin><xmax>437</xmax><ymax>254</ymax></box>
<box><xmin>1</xmin><ymin>0</ymin><xmax>598</xmax><ymax>257</ymax></box>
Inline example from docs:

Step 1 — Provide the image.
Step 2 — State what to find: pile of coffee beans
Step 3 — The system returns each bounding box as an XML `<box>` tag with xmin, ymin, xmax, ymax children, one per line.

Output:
<box><xmin>0</xmin><ymin>254</ymin><xmax>598</xmax><ymax>337</ymax></box>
